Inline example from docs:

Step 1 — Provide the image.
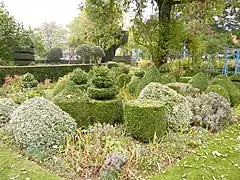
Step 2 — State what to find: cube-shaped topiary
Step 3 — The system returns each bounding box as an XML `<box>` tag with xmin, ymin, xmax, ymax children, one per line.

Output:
<box><xmin>211</xmin><ymin>77</ymin><xmax>240</xmax><ymax>106</ymax></box>
<box><xmin>190</xmin><ymin>72</ymin><xmax>208</xmax><ymax>92</ymax></box>
<box><xmin>70</xmin><ymin>68</ymin><xmax>88</xmax><ymax>85</ymax></box>
<box><xmin>178</xmin><ymin>76</ymin><xmax>192</xmax><ymax>83</ymax></box>
<box><xmin>124</xmin><ymin>100</ymin><xmax>167</xmax><ymax>142</ymax></box>
<box><xmin>205</xmin><ymin>85</ymin><xmax>230</xmax><ymax>102</ymax></box>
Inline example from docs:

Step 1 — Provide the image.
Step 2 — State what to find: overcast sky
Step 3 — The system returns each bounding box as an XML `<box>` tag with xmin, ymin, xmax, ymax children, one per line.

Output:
<box><xmin>1</xmin><ymin>0</ymin><xmax>80</xmax><ymax>28</ymax></box>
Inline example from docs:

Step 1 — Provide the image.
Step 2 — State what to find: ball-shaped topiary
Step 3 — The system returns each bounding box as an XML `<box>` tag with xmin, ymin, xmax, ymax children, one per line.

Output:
<box><xmin>124</xmin><ymin>100</ymin><xmax>167</xmax><ymax>142</ymax></box>
<box><xmin>211</xmin><ymin>76</ymin><xmax>240</xmax><ymax>106</ymax></box>
<box><xmin>48</xmin><ymin>47</ymin><xmax>63</xmax><ymax>60</ymax></box>
<box><xmin>6</xmin><ymin>97</ymin><xmax>77</xmax><ymax>156</ymax></box>
<box><xmin>91</xmin><ymin>45</ymin><xmax>105</xmax><ymax>60</ymax></box>
<box><xmin>70</xmin><ymin>68</ymin><xmax>88</xmax><ymax>85</ymax></box>
<box><xmin>90</xmin><ymin>66</ymin><xmax>114</xmax><ymax>88</ymax></box>
<box><xmin>0</xmin><ymin>98</ymin><xmax>17</xmax><ymax>128</ymax></box>
<box><xmin>206</xmin><ymin>85</ymin><xmax>230</xmax><ymax>102</ymax></box>
<box><xmin>190</xmin><ymin>72</ymin><xmax>208</xmax><ymax>92</ymax></box>
<box><xmin>138</xmin><ymin>83</ymin><xmax>193</xmax><ymax>131</ymax></box>
<box><xmin>75</xmin><ymin>44</ymin><xmax>92</xmax><ymax>61</ymax></box>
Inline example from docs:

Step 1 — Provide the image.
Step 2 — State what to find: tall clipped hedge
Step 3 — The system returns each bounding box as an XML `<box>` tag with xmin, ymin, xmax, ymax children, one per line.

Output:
<box><xmin>211</xmin><ymin>77</ymin><xmax>240</xmax><ymax>106</ymax></box>
<box><xmin>124</xmin><ymin>100</ymin><xmax>166</xmax><ymax>142</ymax></box>
<box><xmin>0</xmin><ymin>63</ymin><xmax>116</xmax><ymax>84</ymax></box>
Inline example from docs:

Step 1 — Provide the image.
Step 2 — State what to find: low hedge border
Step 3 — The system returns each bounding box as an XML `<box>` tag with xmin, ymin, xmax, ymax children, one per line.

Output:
<box><xmin>0</xmin><ymin>63</ymin><xmax>117</xmax><ymax>84</ymax></box>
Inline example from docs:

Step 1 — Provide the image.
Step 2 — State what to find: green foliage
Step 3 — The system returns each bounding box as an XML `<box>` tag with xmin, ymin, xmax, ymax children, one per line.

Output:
<box><xmin>0</xmin><ymin>3</ymin><xmax>31</xmax><ymax>61</ymax></box>
<box><xmin>21</xmin><ymin>73</ymin><xmax>38</xmax><ymax>88</ymax></box>
<box><xmin>234</xmin><ymin>104</ymin><xmax>240</xmax><ymax>119</ymax></box>
<box><xmin>160</xmin><ymin>73</ymin><xmax>176</xmax><ymax>84</ymax></box>
<box><xmin>229</xmin><ymin>74</ymin><xmax>240</xmax><ymax>82</ymax></box>
<box><xmin>0</xmin><ymin>98</ymin><xmax>17</xmax><ymax>128</ymax></box>
<box><xmin>133</xmin><ymin>69</ymin><xmax>145</xmax><ymax>77</ymax></box>
<box><xmin>117</xmin><ymin>73</ymin><xmax>131</xmax><ymax>88</ymax></box>
<box><xmin>0</xmin><ymin>88</ymin><xmax>6</xmax><ymax>97</ymax></box>
<box><xmin>211</xmin><ymin>76</ymin><xmax>240</xmax><ymax>106</ymax></box>
<box><xmin>137</xmin><ymin>66</ymin><xmax>162</xmax><ymax>95</ymax></box>
<box><xmin>138</xmin><ymin>83</ymin><xmax>193</xmax><ymax>131</ymax></box>
<box><xmin>6</xmin><ymin>97</ymin><xmax>77</xmax><ymax>158</ymax></box>
<box><xmin>75</xmin><ymin>44</ymin><xmax>92</xmax><ymax>60</ymax></box>
<box><xmin>127</xmin><ymin>76</ymin><xmax>141</xmax><ymax>95</ymax></box>
<box><xmin>91</xmin><ymin>45</ymin><xmax>106</xmax><ymax>59</ymax></box>
<box><xmin>48</xmin><ymin>47</ymin><xmax>62</xmax><ymax>60</ymax></box>
<box><xmin>70</xmin><ymin>68</ymin><xmax>88</xmax><ymax>85</ymax></box>
<box><xmin>234</xmin><ymin>82</ymin><xmax>240</xmax><ymax>90</ymax></box>
<box><xmin>52</xmin><ymin>76</ymin><xmax>76</xmax><ymax>97</ymax></box>
<box><xmin>22</xmin><ymin>73</ymin><xmax>35</xmax><ymax>82</ymax></box>
<box><xmin>205</xmin><ymin>85</ymin><xmax>230</xmax><ymax>102</ymax></box>
<box><xmin>110</xmin><ymin>63</ymin><xmax>130</xmax><ymax>79</ymax></box>
<box><xmin>0</xmin><ymin>64</ymin><xmax>93</xmax><ymax>84</ymax></box>
<box><xmin>87</xmin><ymin>87</ymin><xmax>118</xmax><ymax>100</ymax></box>
<box><xmin>90</xmin><ymin>66</ymin><xmax>114</xmax><ymax>88</ymax></box>
<box><xmin>124</xmin><ymin>100</ymin><xmax>167</xmax><ymax>142</ymax></box>
<box><xmin>167</xmin><ymin>83</ymin><xmax>200</xmax><ymax>97</ymax></box>
<box><xmin>191</xmin><ymin>72</ymin><xmax>209</xmax><ymax>92</ymax></box>
<box><xmin>178</xmin><ymin>76</ymin><xmax>192</xmax><ymax>83</ymax></box>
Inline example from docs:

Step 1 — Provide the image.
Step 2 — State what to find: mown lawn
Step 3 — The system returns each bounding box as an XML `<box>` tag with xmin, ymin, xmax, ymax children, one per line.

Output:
<box><xmin>0</xmin><ymin>147</ymin><xmax>62</xmax><ymax>180</ymax></box>
<box><xmin>152</xmin><ymin>123</ymin><xmax>240</xmax><ymax>180</ymax></box>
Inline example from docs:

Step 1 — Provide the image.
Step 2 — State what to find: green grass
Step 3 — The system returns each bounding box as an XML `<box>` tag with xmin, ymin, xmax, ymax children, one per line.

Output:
<box><xmin>152</xmin><ymin>123</ymin><xmax>240</xmax><ymax>180</ymax></box>
<box><xmin>0</xmin><ymin>147</ymin><xmax>62</xmax><ymax>180</ymax></box>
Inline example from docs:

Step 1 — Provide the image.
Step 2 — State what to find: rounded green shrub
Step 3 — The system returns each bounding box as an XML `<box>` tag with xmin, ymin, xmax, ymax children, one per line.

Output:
<box><xmin>211</xmin><ymin>77</ymin><xmax>240</xmax><ymax>106</ymax></box>
<box><xmin>127</xmin><ymin>76</ymin><xmax>141</xmax><ymax>95</ymax></box>
<box><xmin>178</xmin><ymin>76</ymin><xmax>192</xmax><ymax>83</ymax></box>
<box><xmin>138</xmin><ymin>83</ymin><xmax>193</xmax><ymax>131</ymax></box>
<box><xmin>48</xmin><ymin>47</ymin><xmax>63</xmax><ymax>60</ymax></box>
<box><xmin>124</xmin><ymin>100</ymin><xmax>167</xmax><ymax>142</ymax></box>
<box><xmin>87</xmin><ymin>87</ymin><xmax>118</xmax><ymax>100</ymax></box>
<box><xmin>110</xmin><ymin>63</ymin><xmax>130</xmax><ymax>77</ymax></box>
<box><xmin>117</xmin><ymin>73</ymin><xmax>131</xmax><ymax>88</ymax></box>
<box><xmin>21</xmin><ymin>73</ymin><xmax>38</xmax><ymax>88</ymax></box>
<box><xmin>230</xmin><ymin>74</ymin><xmax>240</xmax><ymax>82</ymax></box>
<box><xmin>160</xmin><ymin>73</ymin><xmax>176</xmax><ymax>84</ymax></box>
<box><xmin>70</xmin><ymin>68</ymin><xmax>88</xmax><ymax>85</ymax></box>
<box><xmin>137</xmin><ymin>66</ymin><xmax>162</xmax><ymax>95</ymax></box>
<box><xmin>52</xmin><ymin>76</ymin><xmax>76</xmax><ymax>97</ymax></box>
<box><xmin>234</xmin><ymin>82</ymin><xmax>240</xmax><ymax>90</ymax></box>
<box><xmin>91</xmin><ymin>45</ymin><xmax>105</xmax><ymax>60</ymax></box>
<box><xmin>190</xmin><ymin>72</ymin><xmax>208</xmax><ymax>92</ymax></box>
<box><xmin>90</xmin><ymin>66</ymin><xmax>113</xmax><ymax>88</ymax></box>
<box><xmin>6</xmin><ymin>97</ymin><xmax>77</xmax><ymax>157</ymax></box>
<box><xmin>133</xmin><ymin>69</ymin><xmax>145</xmax><ymax>77</ymax></box>
<box><xmin>206</xmin><ymin>85</ymin><xmax>230</xmax><ymax>102</ymax></box>
<box><xmin>75</xmin><ymin>44</ymin><xmax>92</xmax><ymax>61</ymax></box>
<box><xmin>22</xmin><ymin>73</ymin><xmax>35</xmax><ymax>82</ymax></box>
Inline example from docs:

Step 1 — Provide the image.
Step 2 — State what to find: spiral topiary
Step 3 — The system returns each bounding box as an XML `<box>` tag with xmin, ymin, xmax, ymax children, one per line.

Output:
<box><xmin>70</xmin><ymin>68</ymin><xmax>88</xmax><ymax>85</ymax></box>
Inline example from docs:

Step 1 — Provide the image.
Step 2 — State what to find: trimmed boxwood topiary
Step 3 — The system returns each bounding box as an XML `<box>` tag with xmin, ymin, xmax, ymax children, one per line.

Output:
<box><xmin>211</xmin><ymin>77</ymin><xmax>240</xmax><ymax>106</ymax></box>
<box><xmin>190</xmin><ymin>72</ymin><xmax>208</xmax><ymax>92</ymax></box>
<box><xmin>87</xmin><ymin>87</ymin><xmax>118</xmax><ymax>100</ymax></box>
<box><xmin>70</xmin><ymin>68</ymin><xmax>88</xmax><ymax>85</ymax></box>
<box><xmin>178</xmin><ymin>76</ymin><xmax>192</xmax><ymax>83</ymax></box>
<box><xmin>124</xmin><ymin>100</ymin><xmax>167</xmax><ymax>142</ymax></box>
<box><xmin>52</xmin><ymin>76</ymin><xmax>76</xmax><ymax>97</ymax></box>
<box><xmin>206</xmin><ymin>85</ymin><xmax>230</xmax><ymax>102</ymax></box>
<box><xmin>229</xmin><ymin>74</ymin><xmax>240</xmax><ymax>82</ymax></box>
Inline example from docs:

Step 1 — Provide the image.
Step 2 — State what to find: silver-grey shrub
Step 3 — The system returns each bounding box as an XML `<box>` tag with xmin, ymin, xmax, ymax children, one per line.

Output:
<box><xmin>6</xmin><ymin>97</ymin><xmax>77</xmax><ymax>156</ymax></box>
<box><xmin>0</xmin><ymin>98</ymin><xmax>17</xmax><ymax>128</ymax></box>
<box><xmin>138</xmin><ymin>82</ymin><xmax>193</xmax><ymax>131</ymax></box>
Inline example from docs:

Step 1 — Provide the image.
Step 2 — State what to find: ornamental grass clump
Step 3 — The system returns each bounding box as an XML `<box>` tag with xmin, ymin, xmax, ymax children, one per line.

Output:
<box><xmin>0</xmin><ymin>98</ymin><xmax>17</xmax><ymax>128</ymax></box>
<box><xmin>6</xmin><ymin>97</ymin><xmax>77</xmax><ymax>158</ymax></box>
<box><xmin>138</xmin><ymin>82</ymin><xmax>193</xmax><ymax>131</ymax></box>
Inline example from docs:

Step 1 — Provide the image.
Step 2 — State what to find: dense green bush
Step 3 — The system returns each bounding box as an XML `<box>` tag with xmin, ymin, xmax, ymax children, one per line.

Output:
<box><xmin>167</xmin><ymin>83</ymin><xmax>200</xmax><ymax>97</ymax></box>
<box><xmin>0</xmin><ymin>64</ymin><xmax>93</xmax><ymax>84</ymax></box>
<box><xmin>229</xmin><ymin>74</ymin><xmax>240</xmax><ymax>82</ymax></box>
<box><xmin>234</xmin><ymin>82</ymin><xmax>240</xmax><ymax>90</ymax></box>
<box><xmin>52</xmin><ymin>76</ymin><xmax>76</xmax><ymax>97</ymax></box>
<box><xmin>70</xmin><ymin>68</ymin><xmax>88</xmax><ymax>85</ymax></box>
<box><xmin>21</xmin><ymin>73</ymin><xmax>38</xmax><ymax>88</ymax></box>
<box><xmin>178</xmin><ymin>76</ymin><xmax>192</xmax><ymax>83</ymax></box>
<box><xmin>117</xmin><ymin>73</ymin><xmax>131</xmax><ymax>88</ymax></box>
<box><xmin>90</xmin><ymin>66</ymin><xmax>113</xmax><ymax>88</ymax></box>
<box><xmin>211</xmin><ymin>77</ymin><xmax>240</xmax><ymax>106</ymax></box>
<box><xmin>48</xmin><ymin>47</ymin><xmax>63</xmax><ymax>60</ymax></box>
<box><xmin>205</xmin><ymin>85</ymin><xmax>230</xmax><ymax>102</ymax></box>
<box><xmin>127</xmin><ymin>76</ymin><xmax>142</xmax><ymax>95</ymax></box>
<box><xmin>160</xmin><ymin>73</ymin><xmax>176</xmax><ymax>84</ymax></box>
<box><xmin>0</xmin><ymin>98</ymin><xmax>17</xmax><ymax>128</ymax></box>
<box><xmin>87</xmin><ymin>87</ymin><xmax>118</xmax><ymax>100</ymax></box>
<box><xmin>75</xmin><ymin>44</ymin><xmax>92</xmax><ymax>61</ymax></box>
<box><xmin>91</xmin><ymin>45</ymin><xmax>105</xmax><ymax>61</ymax></box>
<box><xmin>190</xmin><ymin>72</ymin><xmax>209</xmax><ymax>92</ymax></box>
<box><xmin>137</xmin><ymin>66</ymin><xmax>162</xmax><ymax>95</ymax></box>
<box><xmin>0</xmin><ymin>88</ymin><xmax>6</xmax><ymax>97</ymax></box>
<box><xmin>138</xmin><ymin>83</ymin><xmax>193</xmax><ymax>131</ymax></box>
<box><xmin>22</xmin><ymin>72</ymin><xmax>35</xmax><ymax>82</ymax></box>
<box><xmin>187</xmin><ymin>93</ymin><xmax>234</xmax><ymax>132</ymax></box>
<box><xmin>124</xmin><ymin>100</ymin><xmax>167</xmax><ymax>142</ymax></box>
<box><xmin>110</xmin><ymin>63</ymin><xmax>130</xmax><ymax>77</ymax></box>
<box><xmin>234</xmin><ymin>104</ymin><xmax>240</xmax><ymax>119</ymax></box>
<box><xmin>133</xmin><ymin>69</ymin><xmax>145</xmax><ymax>77</ymax></box>
<box><xmin>6</xmin><ymin>97</ymin><xmax>77</xmax><ymax>158</ymax></box>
